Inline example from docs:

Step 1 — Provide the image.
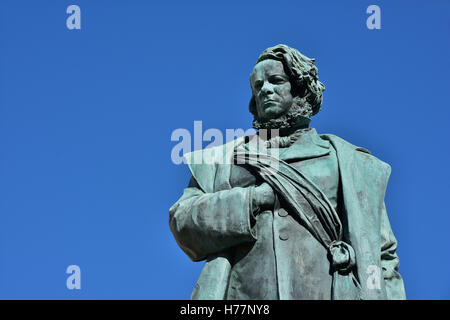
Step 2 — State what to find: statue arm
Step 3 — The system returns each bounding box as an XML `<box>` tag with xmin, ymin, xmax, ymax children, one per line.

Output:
<box><xmin>169</xmin><ymin>177</ymin><xmax>258</xmax><ymax>262</ymax></box>
<box><xmin>380</xmin><ymin>201</ymin><xmax>406</xmax><ymax>299</ymax></box>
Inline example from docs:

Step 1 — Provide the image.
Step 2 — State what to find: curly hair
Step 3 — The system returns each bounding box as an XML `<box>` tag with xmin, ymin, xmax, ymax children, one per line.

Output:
<box><xmin>249</xmin><ymin>44</ymin><xmax>325</xmax><ymax>129</ymax></box>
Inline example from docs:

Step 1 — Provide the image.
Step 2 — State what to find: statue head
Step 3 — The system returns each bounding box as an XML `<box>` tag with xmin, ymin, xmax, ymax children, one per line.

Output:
<box><xmin>249</xmin><ymin>44</ymin><xmax>325</xmax><ymax>130</ymax></box>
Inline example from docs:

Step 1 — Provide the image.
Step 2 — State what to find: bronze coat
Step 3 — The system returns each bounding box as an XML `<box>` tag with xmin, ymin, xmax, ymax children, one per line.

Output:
<box><xmin>169</xmin><ymin>131</ymin><xmax>406</xmax><ymax>300</ymax></box>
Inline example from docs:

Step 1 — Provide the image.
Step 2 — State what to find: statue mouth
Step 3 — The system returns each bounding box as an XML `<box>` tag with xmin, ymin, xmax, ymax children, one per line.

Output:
<box><xmin>253</xmin><ymin>102</ymin><xmax>311</xmax><ymax>130</ymax></box>
<box><xmin>263</xmin><ymin>99</ymin><xmax>278</xmax><ymax>106</ymax></box>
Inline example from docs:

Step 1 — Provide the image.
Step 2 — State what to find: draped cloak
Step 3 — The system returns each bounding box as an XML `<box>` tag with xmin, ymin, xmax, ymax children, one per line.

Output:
<box><xmin>169</xmin><ymin>130</ymin><xmax>406</xmax><ymax>300</ymax></box>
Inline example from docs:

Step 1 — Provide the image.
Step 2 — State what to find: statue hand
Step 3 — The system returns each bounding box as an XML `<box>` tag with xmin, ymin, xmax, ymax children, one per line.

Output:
<box><xmin>254</xmin><ymin>182</ymin><xmax>276</xmax><ymax>212</ymax></box>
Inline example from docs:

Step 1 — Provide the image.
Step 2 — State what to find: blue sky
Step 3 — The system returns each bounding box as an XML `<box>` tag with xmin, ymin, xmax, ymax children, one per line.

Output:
<box><xmin>1</xmin><ymin>0</ymin><xmax>449</xmax><ymax>299</ymax></box>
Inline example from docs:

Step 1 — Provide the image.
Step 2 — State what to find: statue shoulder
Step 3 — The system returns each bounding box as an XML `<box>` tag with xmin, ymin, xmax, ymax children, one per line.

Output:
<box><xmin>183</xmin><ymin>136</ymin><xmax>248</xmax><ymax>165</ymax></box>
<box><xmin>182</xmin><ymin>136</ymin><xmax>250</xmax><ymax>193</ymax></box>
<box><xmin>320</xmin><ymin>133</ymin><xmax>391</xmax><ymax>177</ymax></box>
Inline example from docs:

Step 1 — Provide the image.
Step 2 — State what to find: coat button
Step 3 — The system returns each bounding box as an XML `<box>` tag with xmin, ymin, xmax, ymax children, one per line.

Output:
<box><xmin>279</xmin><ymin>232</ymin><xmax>289</xmax><ymax>241</ymax></box>
<box><xmin>278</xmin><ymin>208</ymin><xmax>288</xmax><ymax>217</ymax></box>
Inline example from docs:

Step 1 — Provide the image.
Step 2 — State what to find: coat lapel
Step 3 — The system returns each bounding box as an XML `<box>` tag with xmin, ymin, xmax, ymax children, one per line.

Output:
<box><xmin>279</xmin><ymin>128</ymin><xmax>331</xmax><ymax>162</ymax></box>
<box><xmin>322</xmin><ymin>134</ymin><xmax>390</xmax><ymax>299</ymax></box>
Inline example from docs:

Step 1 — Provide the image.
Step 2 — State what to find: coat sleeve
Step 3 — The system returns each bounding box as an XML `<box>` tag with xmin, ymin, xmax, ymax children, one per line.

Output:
<box><xmin>380</xmin><ymin>201</ymin><xmax>406</xmax><ymax>299</ymax></box>
<box><xmin>169</xmin><ymin>177</ymin><xmax>257</xmax><ymax>262</ymax></box>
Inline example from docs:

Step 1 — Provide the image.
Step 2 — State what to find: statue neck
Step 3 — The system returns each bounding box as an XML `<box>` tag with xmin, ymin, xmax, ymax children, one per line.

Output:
<box><xmin>278</xmin><ymin>116</ymin><xmax>311</xmax><ymax>136</ymax></box>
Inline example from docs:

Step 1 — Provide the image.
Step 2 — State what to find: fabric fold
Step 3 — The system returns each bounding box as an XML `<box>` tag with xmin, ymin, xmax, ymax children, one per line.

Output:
<box><xmin>234</xmin><ymin>143</ymin><xmax>361</xmax><ymax>299</ymax></box>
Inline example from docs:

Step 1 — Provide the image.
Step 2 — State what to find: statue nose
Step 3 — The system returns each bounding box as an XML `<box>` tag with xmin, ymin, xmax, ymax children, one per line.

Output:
<box><xmin>261</xmin><ymin>83</ymin><xmax>274</xmax><ymax>95</ymax></box>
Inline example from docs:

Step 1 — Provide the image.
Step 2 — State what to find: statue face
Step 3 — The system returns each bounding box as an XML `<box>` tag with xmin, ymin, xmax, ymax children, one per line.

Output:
<box><xmin>251</xmin><ymin>59</ymin><xmax>293</xmax><ymax>121</ymax></box>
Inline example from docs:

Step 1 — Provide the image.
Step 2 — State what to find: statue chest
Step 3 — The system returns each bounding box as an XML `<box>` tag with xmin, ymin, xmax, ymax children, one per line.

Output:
<box><xmin>228</xmin><ymin>148</ymin><xmax>339</xmax><ymax>210</ymax></box>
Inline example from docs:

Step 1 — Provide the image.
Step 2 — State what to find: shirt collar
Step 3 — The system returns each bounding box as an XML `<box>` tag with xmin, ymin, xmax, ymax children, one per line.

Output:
<box><xmin>279</xmin><ymin>127</ymin><xmax>330</xmax><ymax>162</ymax></box>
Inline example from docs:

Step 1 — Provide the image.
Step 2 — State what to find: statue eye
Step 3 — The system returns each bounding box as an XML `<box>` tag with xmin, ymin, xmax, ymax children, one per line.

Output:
<box><xmin>253</xmin><ymin>80</ymin><xmax>263</xmax><ymax>91</ymax></box>
<box><xmin>270</xmin><ymin>76</ymin><xmax>286</xmax><ymax>84</ymax></box>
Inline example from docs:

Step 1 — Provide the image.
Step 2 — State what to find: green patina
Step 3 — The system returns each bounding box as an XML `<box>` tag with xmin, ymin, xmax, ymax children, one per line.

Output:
<box><xmin>169</xmin><ymin>44</ymin><xmax>405</xmax><ymax>300</ymax></box>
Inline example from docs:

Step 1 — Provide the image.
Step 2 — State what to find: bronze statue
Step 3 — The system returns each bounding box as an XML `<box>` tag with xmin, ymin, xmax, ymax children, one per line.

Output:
<box><xmin>169</xmin><ymin>44</ymin><xmax>405</xmax><ymax>300</ymax></box>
